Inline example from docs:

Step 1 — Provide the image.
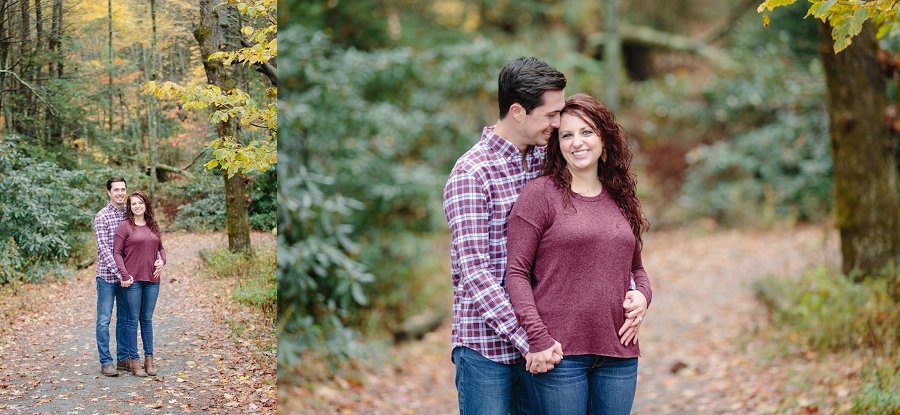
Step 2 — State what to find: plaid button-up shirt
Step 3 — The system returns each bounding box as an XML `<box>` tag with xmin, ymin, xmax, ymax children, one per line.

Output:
<box><xmin>443</xmin><ymin>126</ymin><xmax>546</xmax><ymax>364</ymax></box>
<box><xmin>94</xmin><ymin>202</ymin><xmax>126</xmax><ymax>283</ymax></box>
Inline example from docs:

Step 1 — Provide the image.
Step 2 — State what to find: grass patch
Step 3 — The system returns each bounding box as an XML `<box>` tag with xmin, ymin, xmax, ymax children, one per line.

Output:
<box><xmin>853</xmin><ymin>357</ymin><xmax>900</xmax><ymax>414</ymax></box>
<box><xmin>753</xmin><ymin>265</ymin><xmax>899</xmax><ymax>414</ymax></box>
<box><xmin>753</xmin><ymin>266</ymin><xmax>898</xmax><ymax>352</ymax></box>
<box><xmin>199</xmin><ymin>246</ymin><xmax>276</xmax><ymax>316</ymax></box>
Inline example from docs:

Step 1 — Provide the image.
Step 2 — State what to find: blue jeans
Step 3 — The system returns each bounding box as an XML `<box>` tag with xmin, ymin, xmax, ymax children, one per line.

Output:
<box><xmin>452</xmin><ymin>346</ymin><xmax>537</xmax><ymax>415</ymax></box>
<box><xmin>96</xmin><ymin>278</ymin><xmax>128</xmax><ymax>365</ymax></box>
<box><xmin>526</xmin><ymin>354</ymin><xmax>638</xmax><ymax>415</ymax></box>
<box><xmin>123</xmin><ymin>281</ymin><xmax>160</xmax><ymax>359</ymax></box>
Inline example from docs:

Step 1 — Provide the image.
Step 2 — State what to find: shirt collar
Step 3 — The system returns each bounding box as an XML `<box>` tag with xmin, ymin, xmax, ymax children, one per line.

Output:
<box><xmin>482</xmin><ymin>126</ymin><xmax>540</xmax><ymax>162</ymax></box>
<box><xmin>106</xmin><ymin>202</ymin><xmax>125</xmax><ymax>214</ymax></box>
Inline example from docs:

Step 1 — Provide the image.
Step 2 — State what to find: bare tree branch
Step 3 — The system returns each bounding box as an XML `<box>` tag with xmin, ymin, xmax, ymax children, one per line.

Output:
<box><xmin>0</xmin><ymin>68</ymin><xmax>58</xmax><ymax>116</ymax></box>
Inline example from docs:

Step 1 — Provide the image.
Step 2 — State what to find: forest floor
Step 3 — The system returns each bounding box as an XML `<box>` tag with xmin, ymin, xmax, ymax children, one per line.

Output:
<box><xmin>280</xmin><ymin>224</ymin><xmax>880</xmax><ymax>414</ymax></box>
<box><xmin>0</xmin><ymin>231</ymin><xmax>276</xmax><ymax>415</ymax></box>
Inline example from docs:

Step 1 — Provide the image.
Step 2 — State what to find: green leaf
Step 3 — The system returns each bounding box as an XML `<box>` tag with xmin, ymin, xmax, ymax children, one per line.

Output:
<box><xmin>807</xmin><ymin>0</ymin><xmax>837</xmax><ymax>19</ymax></box>
<box><xmin>205</xmin><ymin>159</ymin><xmax>219</xmax><ymax>170</ymax></box>
<box><xmin>350</xmin><ymin>282</ymin><xmax>368</xmax><ymax>306</ymax></box>
<box><xmin>758</xmin><ymin>0</ymin><xmax>797</xmax><ymax>13</ymax></box>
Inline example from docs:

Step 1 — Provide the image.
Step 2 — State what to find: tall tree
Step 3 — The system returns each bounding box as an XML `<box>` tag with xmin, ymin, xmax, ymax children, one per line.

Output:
<box><xmin>107</xmin><ymin>0</ymin><xmax>114</xmax><ymax>134</ymax></box>
<box><xmin>819</xmin><ymin>22</ymin><xmax>900</xmax><ymax>275</ymax></box>
<box><xmin>604</xmin><ymin>0</ymin><xmax>621</xmax><ymax>112</ymax></box>
<box><xmin>0</xmin><ymin>0</ymin><xmax>9</xmax><ymax>126</ymax></box>
<box><xmin>194</xmin><ymin>0</ymin><xmax>251</xmax><ymax>252</ymax></box>
<box><xmin>149</xmin><ymin>0</ymin><xmax>158</xmax><ymax>199</ymax></box>
<box><xmin>46</xmin><ymin>0</ymin><xmax>62</xmax><ymax>145</ymax></box>
<box><xmin>761</xmin><ymin>1</ymin><xmax>900</xmax><ymax>276</ymax></box>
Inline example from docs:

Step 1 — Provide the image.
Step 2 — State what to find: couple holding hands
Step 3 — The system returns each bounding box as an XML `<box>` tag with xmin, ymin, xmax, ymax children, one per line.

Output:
<box><xmin>444</xmin><ymin>57</ymin><xmax>652</xmax><ymax>415</ymax></box>
<box><xmin>93</xmin><ymin>177</ymin><xmax>166</xmax><ymax>378</ymax></box>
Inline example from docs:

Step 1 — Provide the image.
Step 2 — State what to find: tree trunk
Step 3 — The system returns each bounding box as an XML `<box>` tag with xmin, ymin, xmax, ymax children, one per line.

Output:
<box><xmin>17</xmin><ymin>0</ymin><xmax>31</xmax><ymax>133</ymax></box>
<box><xmin>107</xmin><ymin>0</ymin><xmax>113</xmax><ymax>134</ymax></box>
<box><xmin>149</xmin><ymin>0</ymin><xmax>158</xmax><ymax>199</ymax></box>
<box><xmin>0</xmin><ymin>0</ymin><xmax>9</xmax><ymax>127</ymax></box>
<box><xmin>819</xmin><ymin>22</ymin><xmax>900</xmax><ymax>276</ymax></box>
<box><xmin>604</xmin><ymin>0</ymin><xmax>621</xmax><ymax>112</ymax></box>
<box><xmin>34</xmin><ymin>0</ymin><xmax>42</xmax><ymax>80</ymax></box>
<box><xmin>195</xmin><ymin>0</ymin><xmax>251</xmax><ymax>253</ymax></box>
<box><xmin>46</xmin><ymin>0</ymin><xmax>62</xmax><ymax>146</ymax></box>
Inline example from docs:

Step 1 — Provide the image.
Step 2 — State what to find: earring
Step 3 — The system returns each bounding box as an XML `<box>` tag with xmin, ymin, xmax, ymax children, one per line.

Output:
<box><xmin>601</xmin><ymin>147</ymin><xmax>607</xmax><ymax>163</ymax></box>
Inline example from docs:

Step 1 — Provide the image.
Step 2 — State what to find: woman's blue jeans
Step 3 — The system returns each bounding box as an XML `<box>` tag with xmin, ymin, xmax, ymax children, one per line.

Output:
<box><xmin>123</xmin><ymin>281</ymin><xmax>160</xmax><ymax>359</ymax></box>
<box><xmin>526</xmin><ymin>354</ymin><xmax>638</xmax><ymax>415</ymax></box>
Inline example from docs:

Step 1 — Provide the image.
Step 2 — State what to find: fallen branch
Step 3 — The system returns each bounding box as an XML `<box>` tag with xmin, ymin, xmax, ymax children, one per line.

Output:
<box><xmin>146</xmin><ymin>163</ymin><xmax>195</xmax><ymax>179</ymax></box>
<box><xmin>588</xmin><ymin>24</ymin><xmax>737</xmax><ymax>70</ymax></box>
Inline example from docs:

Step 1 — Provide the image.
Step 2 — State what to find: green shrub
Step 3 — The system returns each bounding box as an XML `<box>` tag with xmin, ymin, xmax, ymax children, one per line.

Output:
<box><xmin>161</xmin><ymin>168</ymin><xmax>276</xmax><ymax>232</ymax></box>
<box><xmin>678</xmin><ymin>111</ymin><xmax>832</xmax><ymax>225</ymax></box>
<box><xmin>630</xmin><ymin>14</ymin><xmax>831</xmax><ymax>226</ymax></box>
<box><xmin>248</xmin><ymin>169</ymin><xmax>277</xmax><ymax>232</ymax></box>
<box><xmin>753</xmin><ymin>266</ymin><xmax>899</xmax><ymax>352</ymax></box>
<box><xmin>0</xmin><ymin>135</ymin><xmax>141</xmax><ymax>277</ymax></box>
<box><xmin>853</xmin><ymin>358</ymin><xmax>900</xmax><ymax>415</ymax></box>
<box><xmin>0</xmin><ymin>237</ymin><xmax>26</xmax><ymax>285</ymax></box>
<box><xmin>162</xmin><ymin>172</ymin><xmax>226</xmax><ymax>231</ymax></box>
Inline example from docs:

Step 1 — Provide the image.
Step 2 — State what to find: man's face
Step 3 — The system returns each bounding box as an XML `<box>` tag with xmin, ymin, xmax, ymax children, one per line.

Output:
<box><xmin>108</xmin><ymin>181</ymin><xmax>127</xmax><ymax>207</ymax></box>
<box><xmin>520</xmin><ymin>89</ymin><xmax>566</xmax><ymax>147</ymax></box>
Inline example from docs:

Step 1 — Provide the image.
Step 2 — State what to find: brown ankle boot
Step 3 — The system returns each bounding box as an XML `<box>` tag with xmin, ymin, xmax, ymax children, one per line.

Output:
<box><xmin>130</xmin><ymin>358</ymin><xmax>148</xmax><ymax>377</ymax></box>
<box><xmin>144</xmin><ymin>356</ymin><xmax>156</xmax><ymax>376</ymax></box>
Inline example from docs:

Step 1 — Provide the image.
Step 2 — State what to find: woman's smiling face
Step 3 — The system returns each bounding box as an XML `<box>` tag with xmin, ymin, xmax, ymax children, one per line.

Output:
<box><xmin>558</xmin><ymin>113</ymin><xmax>603</xmax><ymax>175</ymax></box>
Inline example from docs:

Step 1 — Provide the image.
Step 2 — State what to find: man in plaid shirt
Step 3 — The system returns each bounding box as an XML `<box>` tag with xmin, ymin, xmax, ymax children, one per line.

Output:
<box><xmin>443</xmin><ymin>57</ymin><xmax>567</xmax><ymax>414</ymax></box>
<box><xmin>93</xmin><ymin>177</ymin><xmax>163</xmax><ymax>377</ymax></box>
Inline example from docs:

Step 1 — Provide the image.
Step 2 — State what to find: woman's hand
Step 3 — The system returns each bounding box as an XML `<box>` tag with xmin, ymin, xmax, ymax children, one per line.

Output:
<box><xmin>525</xmin><ymin>341</ymin><xmax>564</xmax><ymax>374</ymax></box>
<box><xmin>619</xmin><ymin>290</ymin><xmax>647</xmax><ymax>346</ymax></box>
<box><xmin>153</xmin><ymin>259</ymin><xmax>164</xmax><ymax>280</ymax></box>
<box><xmin>120</xmin><ymin>275</ymin><xmax>134</xmax><ymax>288</ymax></box>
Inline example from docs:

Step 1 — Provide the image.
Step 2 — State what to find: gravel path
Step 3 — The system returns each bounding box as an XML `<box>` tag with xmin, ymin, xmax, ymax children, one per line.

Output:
<box><xmin>0</xmin><ymin>231</ymin><xmax>276</xmax><ymax>414</ymax></box>
<box><xmin>282</xmin><ymin>224</ymin><xmax>845</xmax><ymax>414</ymax></box>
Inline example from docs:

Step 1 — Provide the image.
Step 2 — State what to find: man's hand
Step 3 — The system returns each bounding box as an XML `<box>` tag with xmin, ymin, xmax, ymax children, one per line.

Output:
<box><xmin>153</xmin><ymin>259</ymin><xmax>164</xmax><ymax>280</ymax></box>
<box><xmin>619</xmin><ymin>290</ymin><xmax>647</xmax><ymax>346</ymax></box>
<box><xmin>120</xmin><ymin>276</ymin><xmax>134</xmax><ymax>288</ymax></box>
<box><xmin>525</xmin><ymin>341</ymin><xmax>563</xmax><ymax>374</ymax></box>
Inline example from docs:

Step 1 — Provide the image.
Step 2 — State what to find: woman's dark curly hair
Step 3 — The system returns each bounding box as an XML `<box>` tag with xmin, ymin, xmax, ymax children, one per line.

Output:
<box><xmin>125</xmin><ymin>190</ymin><xmax>161</xmax><ymax>238</ymax></box>
<box><xmin>543</xmin><ymin>93</ymin><xmax>649</xmax><ymax>247</ymax></box>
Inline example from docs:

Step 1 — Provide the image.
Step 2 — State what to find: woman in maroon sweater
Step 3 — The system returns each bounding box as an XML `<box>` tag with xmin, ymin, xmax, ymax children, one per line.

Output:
<box><xmin>114</xmin><ymin>191</ymin><xmax>166</xmax><ymax>377</ymax></box>
<box><xmin>506</xmin><ymin>93</ymin><xmax>652</xmax><ymax>415</ymax></box>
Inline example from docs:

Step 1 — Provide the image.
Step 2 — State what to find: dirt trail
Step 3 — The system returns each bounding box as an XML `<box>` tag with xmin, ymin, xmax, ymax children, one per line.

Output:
<box><xmin>0</xmin><ymin>232</ymin><xmax>276</xmax><ymax>414</ymax></box>
<box><xmin>283</xmin><ymin>225</ymin><xmax>848</xmax><ymax>414</ymax></box>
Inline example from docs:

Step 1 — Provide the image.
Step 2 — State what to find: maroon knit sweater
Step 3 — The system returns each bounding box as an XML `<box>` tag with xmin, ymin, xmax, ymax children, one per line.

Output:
<box><xmin>506</xmin><ymin>176</ymin><xmax>652</xmax><ymax>358</ymax></box>
<box><xmin>113</xmin><ymin>221</ymin><xmax>167</xmax><ymax>283</ymax></box>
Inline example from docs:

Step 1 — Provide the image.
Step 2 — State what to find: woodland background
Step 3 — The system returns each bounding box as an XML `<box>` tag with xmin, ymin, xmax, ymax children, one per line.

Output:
<box><xmin>279</xmin><ymin>0</ymin><xmax>898</xmax><ymax>413</ymax></box>
<box><xmin>0</xmin><ymin>0</ymin><xmax>277</xmax><ymax>280</ymax></box>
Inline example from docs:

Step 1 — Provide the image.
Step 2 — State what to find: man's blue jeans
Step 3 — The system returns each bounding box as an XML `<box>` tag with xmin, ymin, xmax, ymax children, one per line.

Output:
<box><xmin>123</xmin><ymin>281</ymin><xmax>160</xmax><ymax>359</ymax></box>
<box><xmin>526</xmin><ymin>354</ymin><xmax>638</xmax><ymax>415</ymax></box>
<box><xmin>95</xmin><ymin>278</ymin><xmax>128</xmax><ymax>365</ymax></box>
<box><xmin>452</xmin><ymin>346</ymin><xmax>537</xmax><ymax>415</ymax></box>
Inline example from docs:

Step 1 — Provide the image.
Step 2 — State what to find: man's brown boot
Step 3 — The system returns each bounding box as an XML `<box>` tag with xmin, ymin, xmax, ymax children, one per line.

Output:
<box><xmin>101</xmin><ymin>363</ymin><xmax>119</xmax><ymax>377</ymax></box>
<box><xmin>117</xmin><ymin>359</ymin><xmax>130</xmax><ymax>372</ymax></box>
<box><xmin>130</xmin><ymin>357</ymin><xmax>148</xmax><ymax>377</ymax></box>
<box><xmin>144</xmin><ymin>356</ymin><xmax>156</xmax><ymax>376</ymax></box>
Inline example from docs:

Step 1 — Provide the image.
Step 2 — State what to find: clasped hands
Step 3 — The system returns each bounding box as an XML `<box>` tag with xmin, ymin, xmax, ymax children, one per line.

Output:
<box><xmin>526</xmin><ymin>290</ymin><xmax>648</xmax><ymax>374</ymax></box>
<box><xmin>119</xmin><ymin>260</ymin><xmax>165</xmax><ymax>287</ymax></box>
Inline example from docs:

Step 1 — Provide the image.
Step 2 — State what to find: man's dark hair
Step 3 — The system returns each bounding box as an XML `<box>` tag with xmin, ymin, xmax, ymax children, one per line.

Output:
<box><xmin>498</xmin><ymin>57</ymin><xmax>567</xmax><ymax>119</ymax></box>
<box><xmin>106</xmin><ymin>176</ymin><xmax>126</xmax><ymax>191</ymax></box>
